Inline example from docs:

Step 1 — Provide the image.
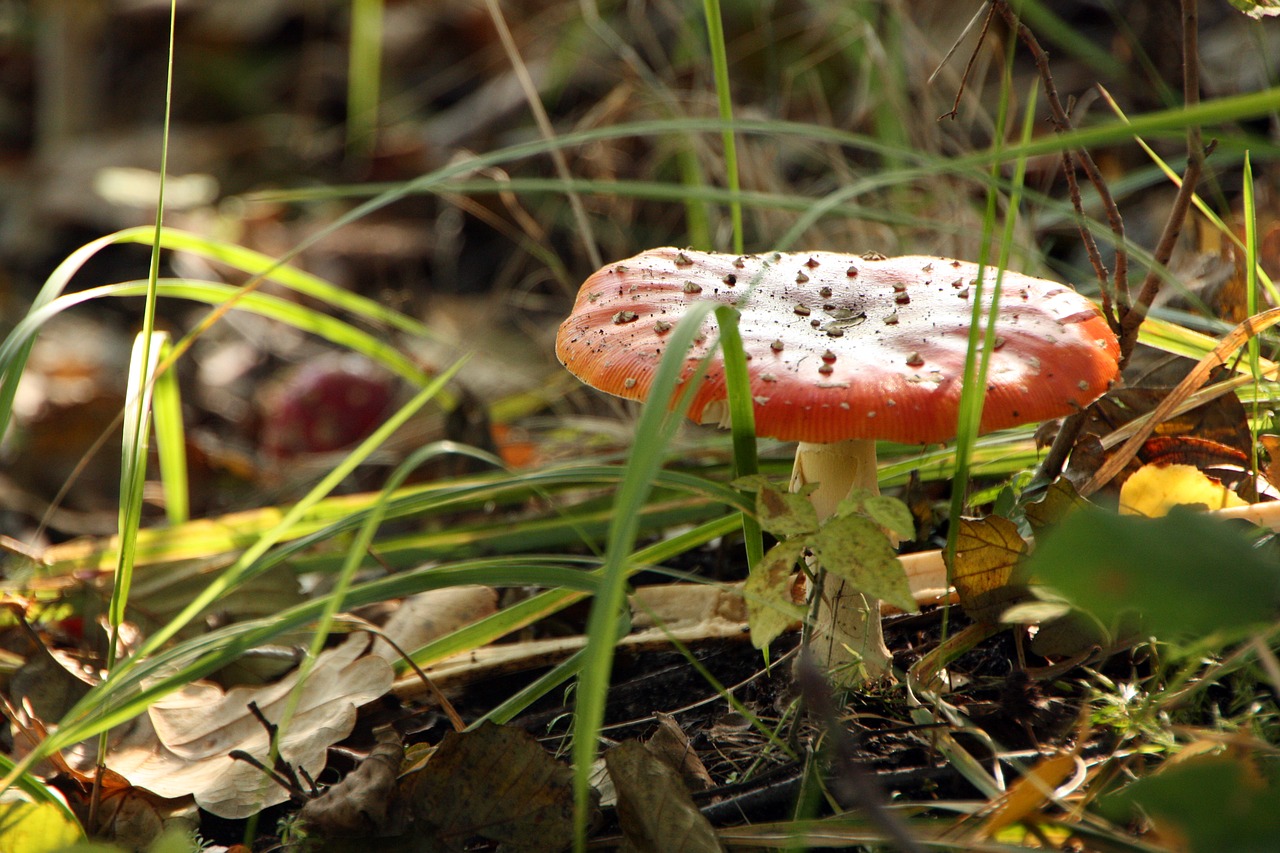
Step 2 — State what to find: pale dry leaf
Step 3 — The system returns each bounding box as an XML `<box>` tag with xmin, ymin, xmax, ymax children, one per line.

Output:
<box><xmin>370</xmin><ymin>585</ymin><xmax>498</xmax><ymax>661</ymax></box>
<box><xmin>1230</xmin><ymin>0</ymin><xmax>1280</xmax><ymax>19</ymax></box>
<box><xmin>106</xmin><ymin>633</ymin><xmax>393</xmax><ymax>818</ymax></box>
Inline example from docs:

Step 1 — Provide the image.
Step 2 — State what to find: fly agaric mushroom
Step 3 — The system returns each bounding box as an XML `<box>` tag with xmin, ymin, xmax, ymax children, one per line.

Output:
<box><xmin>556</xmin><ymin>248</ymin><xmax>1120</xmax><ymax>682</ymax></box>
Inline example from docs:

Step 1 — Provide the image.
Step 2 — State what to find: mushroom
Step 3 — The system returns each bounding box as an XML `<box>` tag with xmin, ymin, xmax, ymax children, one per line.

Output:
<box><xmin>556</xmin><ymin>248</ymin><xmax>1121</xmax><ymax>682</ymax></box>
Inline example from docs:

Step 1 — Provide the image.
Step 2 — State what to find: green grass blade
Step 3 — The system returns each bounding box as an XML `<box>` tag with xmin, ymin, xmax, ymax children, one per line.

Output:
<box><xmin>111</xmin><ymin>332</ymin><xmax>169</xmax><ymax>632</ymax></box>
<box><xmin>346</xmin><ymin>0</ymin><xmax>384</xmax><ymax>157</ymax></box>
<box><xmin>571</xmin><ymin>302</ymin><xmax>716</xmax><ymax>848</ymax></box>
<box><xmin>714</xmin><ymin>305</ymin><xmax>762</xmax><ymax>568</ymax></box>
<box><xmin>0</xmin><ymin>280</ymin><xmax>431</xmax><ymax>387</ymax></box>
<box><xmin>150</xmin><ymin>335</ymin><xmax>188</xmax><ymax>526</ymax></box>
<box><xmin>1244</xmin><ymin>153</ymin><xmax>1263</xmax><ymax>473</ymax></box>
<box><xmin>701</xmin><ymin>0</ymin><xmax>743</xmax><ymax>254</ymax></box>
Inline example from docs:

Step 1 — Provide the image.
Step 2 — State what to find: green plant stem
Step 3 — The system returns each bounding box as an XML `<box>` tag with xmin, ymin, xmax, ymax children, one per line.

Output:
<box><xmin>347</xmin><ymin>0</ymin><xmax>383</xmax><ymax>158</ymax></box>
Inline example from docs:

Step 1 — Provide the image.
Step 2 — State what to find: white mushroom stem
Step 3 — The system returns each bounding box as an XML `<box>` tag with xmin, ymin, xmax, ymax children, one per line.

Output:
<box><xmin>790</xmin><ymin>438</ymin><xmax>894</xmax><ymax>682</ymax></box>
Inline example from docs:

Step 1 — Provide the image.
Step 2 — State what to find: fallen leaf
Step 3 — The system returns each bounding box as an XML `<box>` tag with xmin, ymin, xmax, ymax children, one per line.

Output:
<box><xmin>1024</xmin><ymin>478</ymin><xmax>1086</xmax><ymax>531</ymax></box>
<box><xmin>371</xmin><ymin>585</ymin><xmax>498</xmax><ymax>661</ymax></box>
<box><xmin>1118</xmin><ymin>463</ymin><xmax>1249</xmax><ymax>517</ymax></box>
<box><xmin>976</xmin><ymin>751</ymin><xmax>1078</xmax><ymax>838</ymax></box>
<box><xmin>105</xmin><ymin>633</ymin><xmax>392</xmax><ymax>818</ymax></box>
<box><xmin>952</xmin><ymin>515</ymin><xmax>1028</xmax><ymax>625</ymax></box>
<box><xmin>1230</xmin><ymin>0</ymin><xmax>1280</xmax><ymax>20</ymax></box>
<box><xmin>605</xmin><ymin>740</ymin><xmax>723</xmax><ymax>853</ymax></box>
<box><xmin>645</xmin><ymin>714</ymin><xmax>713</xmax><ymax>793</ymax></box>
<box><xmin>0</xmin><ymin>801</ymin><xmax>83</xmax><ymax>853</ymax></box>
<box><xmin>404</xmin><ymin>721</ymin><xmax>581</xmax><ymax>852</ymax></box>
<box><xmin>301</xmin><ymin>726</ymin><xmax>404</xmax><ymax>836</ymax></box>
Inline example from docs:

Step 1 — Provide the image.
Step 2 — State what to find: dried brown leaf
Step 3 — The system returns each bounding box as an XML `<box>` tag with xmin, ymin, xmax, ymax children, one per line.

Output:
<box><xmin>301</xmin><ymin>726</ymin><xmax>404</xmax><ymax>837</ymax></box>
<box><xmin>605</xmin><ymin>740</ymin><xmax>723</xmax><ymax>853</ymax></box>
<box><xmin>952</xmin><ymin>516</ymin><xmax>1027</xmax><ymax>625</ymax></box>
<box><xmin>404</xmin><ymin>721</ymin><xmax>579</xmax><ymax>852</ymax></box>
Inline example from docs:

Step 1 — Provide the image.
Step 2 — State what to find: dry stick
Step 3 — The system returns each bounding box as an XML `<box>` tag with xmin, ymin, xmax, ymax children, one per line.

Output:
<box><xmin>483</xmin><ymin>0</ymin><xmax>602</xmax><ymax>271</ymax></box>
<box><xmin>936</xmin><ymin>2</ymin><xmax>996</xmax><ymax>122</ymax></box>
<box><xmin>989</xmin><ymin>1</ymin><xmax>1128</xmax><ymax>483</ymax></box>
<box><xmin>1057</xmin><ymin>148</ymin><xmax>1118</xmax><ymax>330</ymax></box>
<box><xmin>999</xmin><ymin>0</ymin><xmax>1205</xmax><ymax>482</ymax></box>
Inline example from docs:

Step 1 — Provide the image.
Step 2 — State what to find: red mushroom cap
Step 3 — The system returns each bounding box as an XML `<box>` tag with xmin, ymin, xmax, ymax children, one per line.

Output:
<box><xmin>556</xmin><ymin>248</ymin><xmax>1120</xmax><ymax>445</ymax></box>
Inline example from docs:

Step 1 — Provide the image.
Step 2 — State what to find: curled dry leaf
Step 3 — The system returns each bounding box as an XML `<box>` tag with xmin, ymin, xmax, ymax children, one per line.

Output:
<box><xmin>646</xmin><ymin>713</ymin><xmax>714</xmax><ymax>794</ymax></box>
<box><xmin>370</xmin><ymin>585</ymin><xmax>498</xmax><ymax>662</ymax></box>
<box><xmin>300</xmin><ymin>726</ymin><xmax>404</xmax><ymax>837</ymax></box>
<box><xmin>104</xmin><ymin>633</ymin><xmax>393</xmax><ymax>818</ymax></box>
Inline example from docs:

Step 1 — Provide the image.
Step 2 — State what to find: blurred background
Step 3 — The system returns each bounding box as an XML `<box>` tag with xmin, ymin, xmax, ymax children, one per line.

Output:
<box><xmin>2</xmin><ymin>0</ymin><xmax>1278</xmax><ymax>543</ymax></box>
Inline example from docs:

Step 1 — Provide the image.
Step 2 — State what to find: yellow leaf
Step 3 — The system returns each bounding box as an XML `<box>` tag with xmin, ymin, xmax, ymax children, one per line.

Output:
<box><xmin>1119</xmin><ymin>463</ymin><xmax>1248</xmax><ymax>517</ymax></box>
<box><xmin>953</xmin><ymin>516</ymin><xmax>1027</xmax><ymax>625</ymax></box>
<box><xmin>976</xmin><ymin>751</ymin><xmax>1079</xmax><ymax>838</ymax></box>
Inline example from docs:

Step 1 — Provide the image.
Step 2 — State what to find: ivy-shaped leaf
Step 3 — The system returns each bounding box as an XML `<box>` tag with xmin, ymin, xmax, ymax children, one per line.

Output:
<box><xmin>744</xmin><ymin>539</ymin><xmax>807</xmax><ymax>649</ymax></box>
<box><xmin>729</xmin><ymin>473</ymin><xmax>775</xmax><ymax>493</ymax></box>
<box><xmin>756</xmin><ymin>483</ymin><xmax>819</xmax><ymax>539</ymax></box>
<box><xmin>809</xmin><ymin>515</ymin><xmax>915</xmax><ymax>612</ymax></box>
<box><xmin>837</xmin><ymin>491</ymin><xmax>916</xmax><ymax>541</ymax></box>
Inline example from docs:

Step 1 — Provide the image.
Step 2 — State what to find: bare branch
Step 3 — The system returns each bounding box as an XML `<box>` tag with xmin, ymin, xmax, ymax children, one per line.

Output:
<box><xmin>991</xmin><ymin>1</ymin><xmax>1128</xmax><ymax>311</ymax></box>
<box><xmin>1117</xmin><ymin>0</ymin><xmax>1207</xmax><ymax>366</ymax></box>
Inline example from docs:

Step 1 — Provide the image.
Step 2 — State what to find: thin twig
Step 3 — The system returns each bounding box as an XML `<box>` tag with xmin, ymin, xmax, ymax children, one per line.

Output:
<box><xmin>484</xmin><ymin>0</ymin><xmax>602</xmax><ymax>270</ymax></box>
<box><xmin>1117</xmin><ymin>0</ymin><xmax>1206</xmax><ymax>366</ymax></box>
<box><xmin>992</xmin><ymin>1</ymin><xmax>1127</xmax><ymax>310</ymax></box>
<box><xmin>1058</xmin><ymin>148</ymin><xmax>1118</xmax><ymax>330</ymax></box>
<box><xmin>937</xmin><ymin>3</ymin><xmax>996</xmax><ymax>121</ymax></box>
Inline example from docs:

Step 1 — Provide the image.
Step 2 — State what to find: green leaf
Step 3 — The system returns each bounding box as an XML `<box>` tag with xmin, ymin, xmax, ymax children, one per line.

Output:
<box><xmin>837</xmin><ymin>491</ymin><xmax>916</xmax><ymax>541</ymax></box>
<box><xmin>0</xmin><ymin>801</ymin><xmax>82</xmax><ymax>853</ymax></box>
<box><xmin>744</xmin><ymin>539</ymin><xmax>807</xmax><ymax>650</ymax></box>
<box><xmin>1230</xmin><ymin>0</ymin><xmax>1280</xmax><ymax>19</ymax></box>
<box><xmin>1098</xmin><ymin>755</ymin><xmax>1280</xmax><ymax>851</ymax></box>
<box><xmin>810</xmin><ymin>515</ymin><xmax>916</xmax><ymax>612</ymax></box>
<box><xmin>1027</xmin><ymin>506</ymin><xmax>1279</xmax><ymax>646</ymax></box>
<box><xmin>729</xmin><ymin>474</ymin><xmax>776</xmax><ymax>493</ymax></box>
<box><xmin>756</xmin><ymin>483</ymin><xmax>819</xmax><ymax>539</ymax></box>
